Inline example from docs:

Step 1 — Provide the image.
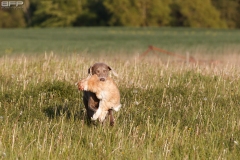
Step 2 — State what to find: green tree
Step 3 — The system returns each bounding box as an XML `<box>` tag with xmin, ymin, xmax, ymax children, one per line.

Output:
<box><xmin>73</xmin><ymin>0</ymin><xmax>110</xmax><ymax>26</ymax></box>
<box><xmin>171</xmin><ymin>0</ymin><xmax>227</xmax><ymax>28</ymax></box>
<box><xmin>103</xmin><ymin>0</ymin><xmax>140</xmax><ymax>26</ymax></box>
<box><xmin>22</xmin><ymin>0</ymin><xmax>39</xmax><ymax>27</ymax></box>
<box><xmin>211</xmin><ymin>0</ymin><xmax>240</xmax><ymax>28</ymax></box>
<box><xmin>135</xmin><ymin>0</ymin><xmax>171</xmax><ymax>26</ymax></box>
<box><xmin>104</xmin><ymin>0</ymin><xmax>171</xmax><ymax>26</ymax></box>
<box><xmin>0</xmin><ymin>10</ymin><xmax>26</xmax><ymax>28</ymax></box>
<box><xmin>32</xmin><ymin>0</ymin><xmax>82</xmax><ymax>27</ymax></box>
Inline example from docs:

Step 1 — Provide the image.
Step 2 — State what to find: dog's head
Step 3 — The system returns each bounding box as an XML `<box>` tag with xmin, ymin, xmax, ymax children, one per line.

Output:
<box><xmin>88</xmin><ymin>63</ymin><xmax>118</xmax><ymax>81</ymax></box>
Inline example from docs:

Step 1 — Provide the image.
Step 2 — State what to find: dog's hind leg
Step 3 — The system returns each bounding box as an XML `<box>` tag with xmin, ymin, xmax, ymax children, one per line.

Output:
<box><xmin>108</xmin><ymin>109</ymin><xmax>115</xmax><ymax>126</ymax></box>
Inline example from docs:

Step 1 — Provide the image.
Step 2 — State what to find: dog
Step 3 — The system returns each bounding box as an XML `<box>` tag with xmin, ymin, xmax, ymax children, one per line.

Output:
<box><xmin>80</xmin><ymin>63</ymin><xmax>118</xmax><ymax>126</ymax></box>
<box><xmin>78</xmin><ymin>74</ymin><xmax>121</xmax><ymax>122</ymax></box>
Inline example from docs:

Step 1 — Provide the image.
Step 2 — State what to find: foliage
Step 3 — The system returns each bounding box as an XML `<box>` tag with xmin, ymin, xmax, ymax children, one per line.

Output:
<box><xmin>103</xmin><ymin>0</ymin><xmax>140</xmax><ymax>26</ymax></box>
<box><xmin>171</xmin><ymin>0</ymin><xmax>227</xmax><ymax>28</ymax></box>
<box><xmin>1</xmin><ymin>0</ymin><xmax>240</xmax><ymax>28</ymax></box>
<box><xmin>141</xmin><ymin>0</ymin><xmax>171</xmax><ymax>26</ymax></box>
<box><xmin>74</xmin><ymin>0</ymin><xmax>110</xmax><ymax>26</ymax></box>
<box><xmin>31</xmin><ymin>0</ymin><xmax>82</xmax><ymax>27</ymax></box>
<box><xmin>104</xmin><ymin>0</ymin><xmax>171</xmax><ymax>26</ymax></box>
<box><xmin>0</xmin><ymin>9</ymin><xmax>26</xmax><ymax>28</ymax></box>
<box><xmin>212</xmin><ymin>0</ymin><xmax>240</xmax><ymax>28</ymax></box>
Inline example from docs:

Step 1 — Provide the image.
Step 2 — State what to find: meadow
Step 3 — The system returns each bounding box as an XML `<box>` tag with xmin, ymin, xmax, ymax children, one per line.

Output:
<box><xmin>1</xmin><ymin>27</ymin><xmax>240</xmax><ymax>56</ymax></box>
<box><xmin>0</xmin><ymin>28</ymin><xmax>240</xmax><ymax>159</ymax></box>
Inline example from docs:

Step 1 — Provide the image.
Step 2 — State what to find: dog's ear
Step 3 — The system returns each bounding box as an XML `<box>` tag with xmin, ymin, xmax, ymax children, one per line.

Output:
<box><xmin>108</xmin><ymin>66</ymin><xmax>118</xmax><ymax>77</ymax></box>
<box><xmin>88</xmin><ymin>66</ymin><xmax>92</xmax><ymax>75</ymax></box>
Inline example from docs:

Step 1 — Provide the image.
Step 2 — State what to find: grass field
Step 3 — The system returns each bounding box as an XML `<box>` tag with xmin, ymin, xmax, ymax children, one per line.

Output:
<box><xmin>1</xmin><ymin>27</ymin><xmax>240</xmax><ymax>56</ymax></box>
<box><xmin>0</xmin><ymin>28</ymin><xmax>240</xmax><ymax>159</ymax></box>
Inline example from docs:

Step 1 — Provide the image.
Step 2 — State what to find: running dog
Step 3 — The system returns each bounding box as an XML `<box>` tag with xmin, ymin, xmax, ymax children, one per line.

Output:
<box><xmin>78</xmin><ymin>74</ymin><xmax>121</xmax><ymax>122</ymax></box>
<box><xmin>80</xmin><ymin>63</ymin><xmax>118</xmax><ymax>126</ymax></box>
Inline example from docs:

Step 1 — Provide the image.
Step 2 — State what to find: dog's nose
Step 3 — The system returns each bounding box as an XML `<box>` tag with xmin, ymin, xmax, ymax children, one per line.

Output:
<box><xmin>100</xmin><ymin>78</ymin><xmax>105</xmax><ymax>81</ymax></box>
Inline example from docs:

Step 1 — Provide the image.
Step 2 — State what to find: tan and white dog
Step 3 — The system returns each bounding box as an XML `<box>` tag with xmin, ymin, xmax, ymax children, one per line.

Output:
<box><xmin>78</xmin><ymin>74</ymin><xmax>121</xmax><ymax>122</ymax></box>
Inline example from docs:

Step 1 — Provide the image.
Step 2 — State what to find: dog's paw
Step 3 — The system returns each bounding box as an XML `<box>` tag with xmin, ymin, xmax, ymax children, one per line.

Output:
<box><xmin>91</xmin><ymin>114</ymin><xmax>98</xmax><ymax>121</ymax></box>
<box><xmin>113</xmin><ymin>104</ymin><xmax>121</xmax><ymax>112</ymax></box>
<box><xmin>91</xmin><ymin>117</ymin><xmax>97</xmax><ymax>121</ymax></box>
<box><xmin>77</xmin><ymin>81</ymin><xmax>88</xmax><ymax>91</ymax></box>
<box><xmin>77</xmin><ymin>82</ymin><xmax>83</xmax><ymax>90</ymax></box>
<box><xmin>79</xmin><ymin>83</ymin><xmax>85</xmax><ymax>90</ymax></box>
<box><xmin>99</xmin><ymin>111</ymin><xmax>108</xmax><ymax>122</ymax></box>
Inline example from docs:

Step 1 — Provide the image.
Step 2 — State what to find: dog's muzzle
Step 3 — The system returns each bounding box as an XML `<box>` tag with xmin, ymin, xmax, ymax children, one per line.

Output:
<box><xmin>100</xmin><ymin>78</ymin><xmax>106</xmax><ymax>81</ymax></box>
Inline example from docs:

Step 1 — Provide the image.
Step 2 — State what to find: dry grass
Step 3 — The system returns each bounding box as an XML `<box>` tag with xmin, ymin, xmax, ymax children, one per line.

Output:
<box><xmin>0</xmin><ymin>52</ymin><xmax>240</xmax><ymax>159</ymax></box>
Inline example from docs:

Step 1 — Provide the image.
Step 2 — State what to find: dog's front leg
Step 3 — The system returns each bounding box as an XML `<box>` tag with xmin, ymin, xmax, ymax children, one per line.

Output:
<box><xmin>91</xmin><ymin>102</ymin><xmax>103</xmax><ymax>121</ymax></box>
<box><xmin>99</xmin><ymin>111</ymin><xmax>108</xmax><ymax>122</ymax></box>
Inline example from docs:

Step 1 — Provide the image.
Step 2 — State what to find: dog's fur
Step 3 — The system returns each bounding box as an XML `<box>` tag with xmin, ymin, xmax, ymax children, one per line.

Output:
<box><xmin>81</xmin><ymin>63</ymin><xmax>118</xmax><ymax>126</ymax></box>
<box><xmin>78</xmin><ymin>74</ymin><xmax>121</xmax><ymax>122</ymax></box>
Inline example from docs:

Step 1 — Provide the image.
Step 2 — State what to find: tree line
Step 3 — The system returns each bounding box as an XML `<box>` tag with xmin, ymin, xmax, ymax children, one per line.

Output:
<box><xmin>0</xmin><ymin>0</ymin><xmax>240</xmax><ymax>28</ymax></box>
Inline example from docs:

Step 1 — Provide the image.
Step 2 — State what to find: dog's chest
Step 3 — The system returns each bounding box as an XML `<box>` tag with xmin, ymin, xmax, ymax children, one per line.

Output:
<box><xmin>96</xmin><ymin>90</ymin><xmax>108</xmax><ymax>100</ymax></box>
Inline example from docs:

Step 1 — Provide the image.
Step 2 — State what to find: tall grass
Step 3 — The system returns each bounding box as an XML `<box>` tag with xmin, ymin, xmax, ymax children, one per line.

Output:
<box><xmin>0</xmin><ymin>53</ymin><xmax>240</xmax><ymax>159</ymax></box>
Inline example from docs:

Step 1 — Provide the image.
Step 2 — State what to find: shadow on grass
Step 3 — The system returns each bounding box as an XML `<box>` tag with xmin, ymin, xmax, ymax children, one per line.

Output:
<box><xmin>44</xmin><ymin>105</ymin><xmax>70</xmax><ymax>119</ymax></box>
<box><xmin>43</xmin><ymin>105</ymin><xmax>95</xmax><ymax>126</ymax></box>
